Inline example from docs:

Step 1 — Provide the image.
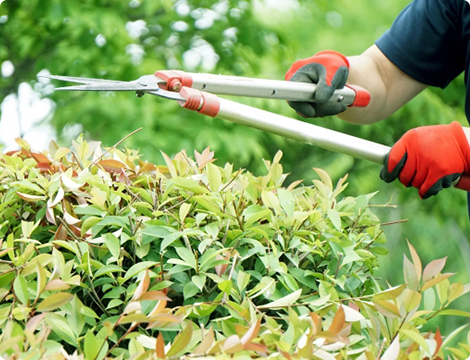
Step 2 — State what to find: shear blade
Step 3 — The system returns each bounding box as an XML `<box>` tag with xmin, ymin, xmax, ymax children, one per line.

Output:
<box><xmin>42</xmin><ymin>74</ymin><xmax>186</xmax><ymax>101</ymax></box>
<box><xmin>43</xmin><ymin>74</ymin><xmax>165</xmax><ymax>92</ymax></box>
<box><xmin>43</xmin><ymin>75</ymin><xmax>125</xmax><ymax>84</ymax></box>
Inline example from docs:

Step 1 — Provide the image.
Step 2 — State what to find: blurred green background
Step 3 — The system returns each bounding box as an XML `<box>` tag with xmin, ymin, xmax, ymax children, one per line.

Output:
<box><xmin>1</xmin><ymin>0</ymin><xmax>469</xmax><ymax>335</ymax></box>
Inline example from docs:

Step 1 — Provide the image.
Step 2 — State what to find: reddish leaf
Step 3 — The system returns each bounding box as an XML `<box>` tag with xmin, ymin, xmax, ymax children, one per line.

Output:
<box><xmin>69</xmin><ymin>225</ymin><xmax>81</xmax><ymax>238</ymax></box>
<box><xmin>98</xmin><ymin>159</ymin><xmax>127</xmax><ymax>173</ymax></box>
<box><xmin>348</xmin><ymin>302</ymin><xmax>359</xmax><ymax>311</ymax></box>
<box><xmin>280</xmin><ymin>350</ymin><xmax>293</xmax><ymax>360</ymax></box>
<box><xmin>193</xmin><ymin>326</ymin><xmax>215</xmax><ymax>356</ymax></box>
<box><xmin>244</xmin><ymin>343</ymin><xmax>269</xmax><ymax>353</ymax></box>
<box><xmin>139</xmin><ymin>291</ymin><xmax>171</xmax><ymax>302</ymax></box>
<box><xmin>310</xmin><ymin>312</ymin><xmax>323</xmax><ymax>335</ymax></box>
<box><xmin>434</xmin><ymin>327</ymin><xmax>442</xmax><ymax>356</ymax></box>
<box><xmin>25</xmin><ymin>313</ymin><xmax>47</xmax><ymax>333</ymax></box>
<box><xmin>139</xmin><ymin>162</ymin><xmax>156</xmax><ymax>173</ymax></box>
<box><xmin>45</xmin><ymin>279</ymin><xmax>70</xmax><ymax>291</ymax></box>
<box><xmin>118</xmin><ymin>314</ymin><xmax>149</xmax><ymax>324</ymax></box>
<box><xmin>215</xmin><ymin>252</ymin><xmax>230</xmax><ymax>276</ymax></box>
<box><xmin>166</xmin><ymin>321</ymin><xmax>193</xmax><ymax>357</ymax></box>
<box><xmin>155</xmin><ymin>332</ymin><xmax>165</xmax><ymax>359</ymax></box>
<box><xmin>240</xmin><ymin>318</ymin><xmax>261</xmax><ymax>345</ymax></box>
<box><xmin>132</xmin><ymin>269</ymin><xmax>150</xmax><ymax>300</ymax></box>
<box><xmin>37</xmin><ymin>162</ymin><xmax>54</xmax><ymax>173</ymax></box>
<box><xmin>423</xmin><ymin>257</ymin><xmax>447</xmax><ymax>282</ymax></box>
<box><xmin>328</xmin><ymin>306</ymin><xmax>345</xmax><ymax>334</ymax></box>
<box><xmin>30</xmin><ymin>152</ymin><xmax>51</xmax><ymax>165</ymax></box>
<box><xmin>194</xmin><ymin>147</ymin><xmax>216</xmax><ymax>170</ymax></box>
<box><xmin>37</xmin><ymin>292</ymin><xmax>74</xmax><ymax>312</ymax></box>
<box><xmin>222</xmin><ymin>335</ymin><xmax>243</xmax><ymax>354</ymax></box>
<box><xmin>147</xmin><ymin>313</ymin><xmax>182</xmax><ymax>329</ymax></box>
<box><xmin>54</xmin><ymin>223</ymin><xmax>68</xmax><ymax>240</ymax></box>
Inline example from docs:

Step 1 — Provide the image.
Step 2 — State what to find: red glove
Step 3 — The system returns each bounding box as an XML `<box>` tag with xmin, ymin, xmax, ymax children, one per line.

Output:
<box><xmin>285</xmin><ymin>51</ymin><xmax>349</xmax><ymax>117</ymax></box>
<box><xmin>380</xmin><ymin>122</ymin><xmax>470</xmax><ymax>199</ymax></box>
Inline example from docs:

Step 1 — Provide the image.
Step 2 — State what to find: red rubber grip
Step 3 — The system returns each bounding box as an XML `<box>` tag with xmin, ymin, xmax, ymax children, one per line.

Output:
<box><xmin>454</xmin><ymin>173</ymin><xmax>470</xmax><ymax>191</ymax></box>
<box><xmin>179</xmin><ymin>87</ymin><xmax>220</xmax><ymax>117</ymax></box>
<box><xmin>346</xmin><ymin>84</ymin><xmax>371</xmax><ymax>107</ymax></box>
<box><xmin>155</xmin><ymin>70</ymin><xmax>193</xmax><ymax>91</ymax></box>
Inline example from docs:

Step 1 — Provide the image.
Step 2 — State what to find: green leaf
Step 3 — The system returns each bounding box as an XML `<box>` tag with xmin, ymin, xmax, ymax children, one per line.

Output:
<box><xmin>96</xmin><ymin>216</ymin><xmax>129</xmax><ymax>228</ymax></box>
<box><xmin>402</xmin><ymin>289</ymin><xmax>422</xmax><ymax>312</ymax></box>
<box><xmin>175</xmin><ymin>247</ymin><xmax>197</xmax><ymax>269</ymax></box>
<box><xmin>247</xmin><ymin>277</ymin><xmax>275</xmax><ymax>298</ymax></box>
<box><xmin>84</xmin><ymin>330</ymin><xmax>99</xmax><ymax>360</ymax></box>
<box><xmin>244</xmin><ymin>209</ymin><xmax>271</xmax><ymax>228</ymax></box>
<box><xmin>94</xmin><ymin>265</ymin><xmax>124</xmax><ymax>278</ymax></box>
<box><xmin>442</xmin><ymin>324</ymin><xmax>469</xmax><ymax>350</ymax></box>
<box><xmin>206</xmin><ymin>163</ymin><xmax>221</xmax><ymax>192</ymax></box>
<box><xmin>258</xmin><ymin>289</ymin><xmax>302</xmax><ymax>308</ymax></box>
<box><xmin>342</xmin><ymin>247</ymin><xmax>362</xmax><ymax>266</ymax></box>
<box><xmin>400</xmin><ymin>329</ymin><xmax>429</xmax><ymax>352</ymax></box>
<box><xmin>172</xmin><ymin>177</ymin><xmax>210</xmax><ymax>194</ymax></box>
<box><xmin>237</xmin><ymin>270</ymin><xmax>251</xmax><ymax>294</ymax></box>
<box><xmin>166</xmin><ymin>321</ymin><xmax>194</xmax><ymax>357</ymax></box>
<box><xmin>192</xmin><ymin>275</ymin><xmax>206</xmax><ymax>291</ymax></box>
<box><xmin>37</xmin><ymin>292</ymin><xmax>74</xmax><ymax>312</ymax></box>
<box><xmin>161</xmin><ymin>232</ymin><xmax>182</xmax><ymax>251</ymax></box>
<box><xmin>81</xmin><ymin>216</ymin><xmax>101</xmax><ymax>236</ymax></box>
<box><xmin>313</xmin><ymin>168</ymin><xmax>333</xmax><ymax>190</ymax></box>
<box><xmin>184</xmin><ymin>282</ymin><xmax>200</xmax><ymax>299</ymax></box>
<box><xmin>142</xmin><ymin>225</ymin><xmax>172</xmax><ymax>238</ymax></box>
<box><xmin>277</xmin><ymin>189</ymin><xmax>295</xmax><ymax>218</ymax></box>
<box><xmin>373</xmin><ymin>284</ymin><xmax>406</xmax><ymax>301</ymax></box>
<box><xmin>124</xmin><ymin>262</ymin><xmax>157</xmax><ymax>281</ymax></box>
<box><xmin>327</xmin><ymin>209</ymin><xmax>341</xmax><ymax>231</ymax></box>
<box><xmin>438</xmin><ymin>309</ymin><xmax>470</xmax><ymax>317</ymax></box>
<box><xmin>68</xmin><ymin>296</ymin><xmax>85</xmax><ymax>338</ymax></box>
<box><xmin>13</xmin><ymin>275</ymin><xmax>29</xmax><ymax>305</ymax></box>
<box><xmin>407</xmin><ymin>240</ymin><xmax>422</xmax><ymax>283</ymax></box>
<box><xmin>103</xmin><ymin>233</ymin><xmax>120</xmax><ymax>260</ymax></box>
<box><xmin>179</xmin><ymin>203</ymin><xmax>192</xmax><ymax>222</ymax></box>
<box><xmin>45</xmin><ymin>313</ymin><xmax>77</xmax><ymax>346</ymax></box>
<box><xmin>403</xmin><ymin>255</ymin><xmax>418</xmax><ymax>290</ymax></box>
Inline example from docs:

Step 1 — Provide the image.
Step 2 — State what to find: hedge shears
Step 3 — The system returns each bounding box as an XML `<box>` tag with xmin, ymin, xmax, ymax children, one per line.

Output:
<box><xmin>44</xmin><ymin>70</ymin><xmax>470</xmax><ymax>191</ymax></box>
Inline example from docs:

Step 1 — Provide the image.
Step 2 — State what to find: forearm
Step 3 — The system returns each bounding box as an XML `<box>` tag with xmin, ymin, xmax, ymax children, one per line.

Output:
<box><xmin>338</xmin><ymin>45</ymin><xmax>427</xmax><ymax>124</ymax></box>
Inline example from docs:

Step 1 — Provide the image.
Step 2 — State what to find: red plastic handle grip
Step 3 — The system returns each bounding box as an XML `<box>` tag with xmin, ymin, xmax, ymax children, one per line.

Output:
<box><xmin>155</xmin><ymin>70</ymin><xmax>193</xmax><ymax>91</ymax></box>
<box><xmin>179</xmin><ymin>87</ymin><xmax>220</xmax><ymax>117</ymax></box>
<box><xmin>345</xmin><ymin>84</ymin><xmax>371</xmax><ymax>107</ymax></box>
<box><xmin>454</xmin><ymin>173</ymin><xmax>470</xmax><ymax>191</ymax></box>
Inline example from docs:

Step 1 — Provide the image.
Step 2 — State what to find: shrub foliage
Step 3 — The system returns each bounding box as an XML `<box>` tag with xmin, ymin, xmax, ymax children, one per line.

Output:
<box><xmin>0</xmin><ymin>136</ymin><xmax>469</xmax><ymax>359</ymax></box>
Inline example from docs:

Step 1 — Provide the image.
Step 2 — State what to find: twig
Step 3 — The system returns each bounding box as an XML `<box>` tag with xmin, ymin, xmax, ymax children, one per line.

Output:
<box><xmin>379</xmin><ymin>219</ymin><xmax>408</xmax><ymax>226</ymax></box>
<box><xmin>220</xmin><ymin>169</ymin><xmax>242</xmax><ymax>192</ymax></box>
<box><xmin>89</xmin><ymin>127</ymin><xmax>143</xmax><ymax>168</ymax></box>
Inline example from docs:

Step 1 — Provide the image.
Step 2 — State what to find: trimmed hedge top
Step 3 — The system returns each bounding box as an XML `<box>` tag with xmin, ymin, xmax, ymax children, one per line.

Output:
<box><xmin>0</xmin><ymin>136</ymin><xmax>469</xmax><ymax>359</ymax></box>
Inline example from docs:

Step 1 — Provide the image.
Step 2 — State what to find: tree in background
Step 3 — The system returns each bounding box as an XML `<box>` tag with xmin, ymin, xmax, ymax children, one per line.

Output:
<box><xmin>1</xmin><ymin>0</ymin><xmax>469</xmax><ymax>336</ymax></box>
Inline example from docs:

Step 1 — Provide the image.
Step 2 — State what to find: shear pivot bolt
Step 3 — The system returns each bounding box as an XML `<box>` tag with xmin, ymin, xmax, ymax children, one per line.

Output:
<box><xmin>168</xmin><ymin>79</ymin><xmax>182</xmax><ymax>92</ymax></box>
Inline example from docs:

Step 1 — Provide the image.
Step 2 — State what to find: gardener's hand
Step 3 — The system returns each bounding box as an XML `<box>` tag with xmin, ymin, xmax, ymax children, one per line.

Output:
<box><xmin>285</xmin><ymin>50</ymin><xmax>349</xmax><ymax>117</ymax></box>
<box><xmin>380</xmin><ymin>122</ymin><xmax>470</xmax><ymax>199</ymax></box>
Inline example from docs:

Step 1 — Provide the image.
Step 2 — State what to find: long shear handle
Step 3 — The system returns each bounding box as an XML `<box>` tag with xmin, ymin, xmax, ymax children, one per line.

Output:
<box><xmin>176</xmin><ymin>87</ymin><xmax>470</xmax><ymax>192</ymax></box>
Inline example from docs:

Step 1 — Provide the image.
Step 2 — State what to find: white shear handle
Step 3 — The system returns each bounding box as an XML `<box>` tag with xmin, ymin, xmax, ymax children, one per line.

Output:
<box><xmin>155</xmin><ymin>70</ymin><xmax>371</xmax><ymax>107</ymax></box>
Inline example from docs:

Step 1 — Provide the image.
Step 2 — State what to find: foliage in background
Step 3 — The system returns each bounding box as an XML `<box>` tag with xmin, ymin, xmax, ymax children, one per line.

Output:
<box><xmin>1</xmin><ymin>0</ymin><xmax>470</xmax><ymax>340</ymax></box>
<box><xmin>0</xmin><ymin>138</ymin><xmax>469</xmax><ymax>358</ymax></box>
